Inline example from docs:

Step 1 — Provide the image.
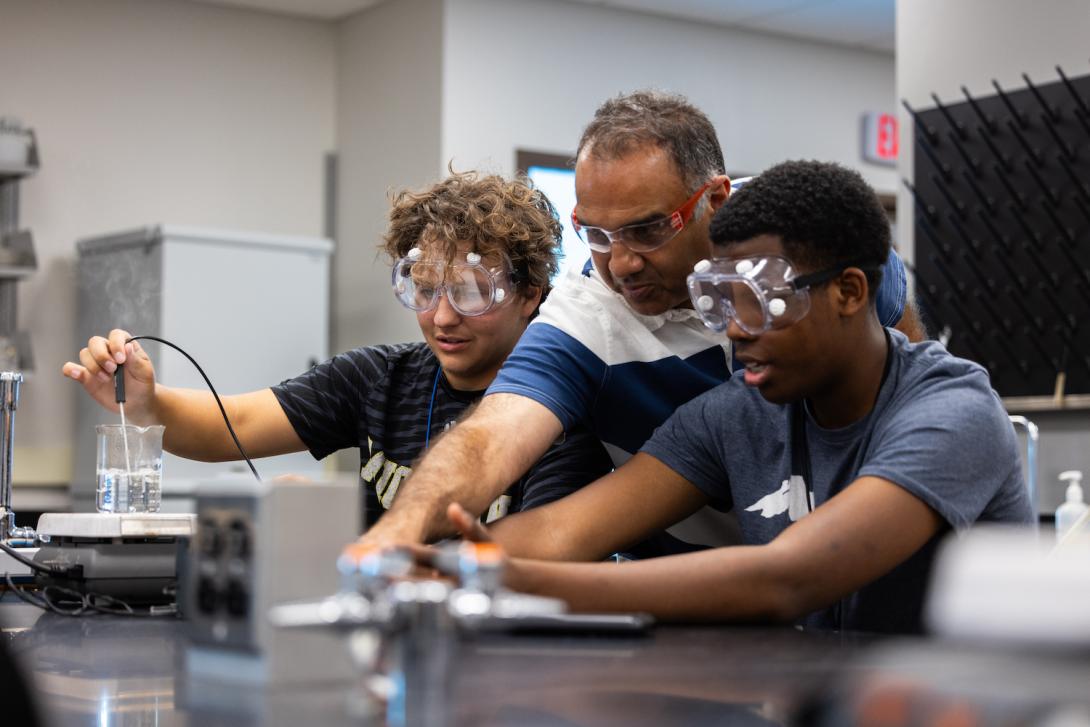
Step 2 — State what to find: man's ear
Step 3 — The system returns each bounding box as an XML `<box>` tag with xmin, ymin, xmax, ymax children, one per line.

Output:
<box><xmin>835</xmin><ymin>268</ymin><xmax>870</xmax><ymax>316</ymax></box>
<box><xmin>707</xmin><ymin>175</ymin><xmax>732</xmax><ymax>212</ymax></box>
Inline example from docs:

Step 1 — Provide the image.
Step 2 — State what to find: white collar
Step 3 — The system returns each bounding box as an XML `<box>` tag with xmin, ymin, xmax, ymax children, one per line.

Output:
<box><xmin>585</xmin><ymin>269</ymin><xmax>707</xmax><ymax>331</ymax></box>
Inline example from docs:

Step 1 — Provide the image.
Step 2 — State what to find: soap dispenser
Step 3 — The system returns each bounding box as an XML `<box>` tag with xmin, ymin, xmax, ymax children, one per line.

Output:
<box><xmin>1054</xmin><ymin>470</ymin><xmax>1088</xmax><ymax>540</ymax></box>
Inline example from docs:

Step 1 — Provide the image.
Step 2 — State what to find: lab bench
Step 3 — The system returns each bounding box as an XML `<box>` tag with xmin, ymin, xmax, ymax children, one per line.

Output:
<box><xmin>2</xmin><ymin>601</ymin><xmax>1089</xmax><ymax>727</ymax></box>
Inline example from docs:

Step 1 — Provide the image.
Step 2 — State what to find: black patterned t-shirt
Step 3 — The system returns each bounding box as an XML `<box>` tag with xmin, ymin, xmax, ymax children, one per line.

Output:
<box><xmin>271</xmin><ymin>342</ymin><xmax>612</xmax><ymax>530</ymax></box>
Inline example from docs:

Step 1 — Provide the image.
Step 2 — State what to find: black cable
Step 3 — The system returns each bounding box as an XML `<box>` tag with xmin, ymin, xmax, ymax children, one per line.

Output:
<box><xmin>3</xmin><ymin>571</ymin><xmax>175</xmax><ymax>618</ymax></box>
<box><xmin>4</xmin><ymin>573</ymin><xmax>49</xmax><ymax>612</ymax></box>
<box><xmin>0</xmin><ymin>542</ymin><xmax>58</xmax><ymax>575</ymax></box>
<box><xmin>39</xmin><ymin>584</ymin><xmax>88</xmax><ymax>617</ymax></box>
<box><xmin>122</xmin><ymin>335</ymin><xmax>261</xmax><ymax>482</ymax></box>
<box><xmin>85</xmin><ymin>592</ymin><xmax>133</xmax><ymax>616</ymax></box>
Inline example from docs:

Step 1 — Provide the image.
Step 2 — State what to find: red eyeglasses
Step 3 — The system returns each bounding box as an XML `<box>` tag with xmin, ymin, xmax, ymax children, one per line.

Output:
<box><xmin>572</xmin><ymin>179</ymin><xmax>719</xmax><ymax>254</ymax></box>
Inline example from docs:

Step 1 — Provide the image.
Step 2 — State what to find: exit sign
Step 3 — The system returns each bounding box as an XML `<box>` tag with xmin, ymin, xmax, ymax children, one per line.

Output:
<box><xmin>862</xmin><ymin>112</ymin><xmax>898</xmax><ymax>166</ymax></box>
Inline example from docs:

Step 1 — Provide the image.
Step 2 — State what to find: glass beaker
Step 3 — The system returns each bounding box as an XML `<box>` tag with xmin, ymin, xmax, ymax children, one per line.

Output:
<box><xmin>95</xmin><ymin>424</ymin><xmax>165</xmax><ymax>513</ymax></box>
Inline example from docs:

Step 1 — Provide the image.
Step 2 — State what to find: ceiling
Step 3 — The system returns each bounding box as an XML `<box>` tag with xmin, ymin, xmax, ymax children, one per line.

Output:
<box><xmin>186</xmin><ymin>0</ymin><xmax>896</xmax><ymax>53</ymax></box>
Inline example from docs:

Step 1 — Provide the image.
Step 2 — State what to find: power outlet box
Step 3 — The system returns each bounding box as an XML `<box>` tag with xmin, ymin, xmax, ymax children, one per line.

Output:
<box><xmin>182</xmin><ymin>476</ymin><xmax>359</xmax><ymax>685</ymax></box>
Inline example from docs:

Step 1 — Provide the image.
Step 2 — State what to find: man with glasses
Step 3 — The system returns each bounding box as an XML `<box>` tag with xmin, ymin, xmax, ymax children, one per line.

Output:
<box><xmin>63</xmin><ymin>172</ymin><xmax>612</xmax><ymax>527</ymax></box>
<box><xmin>361</xmin><ymin>91</ymin><xmax>922</xmax><ymax>555</ymax></box>
<box><xmin>444</xmin><ymin>160</ymin><xmax>1030</xmax><ymax>634</ymax></box>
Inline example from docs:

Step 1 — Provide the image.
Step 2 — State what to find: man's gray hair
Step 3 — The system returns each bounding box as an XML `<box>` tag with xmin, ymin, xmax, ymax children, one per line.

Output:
<box><xmin>577</xmin><ymin>90</ymin><xmax>726</xmax><ymax>192</ymax></box>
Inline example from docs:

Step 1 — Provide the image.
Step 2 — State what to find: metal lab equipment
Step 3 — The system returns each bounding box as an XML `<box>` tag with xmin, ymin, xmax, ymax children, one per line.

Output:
<box><xmin>33</xmin><ymin>511</ymin><xmax>195</xmax><ymax>604</ymax></box>
<box><xmin>0</xmin><ymin>117</ymin><xmax>39</xmax><ymax>371</ymax></box>
<box><xmin>1</xmin><ymin>371</ymin><xmax>34</xmax><ymax>544</ymax></box>
<box><xmin>270</xmin><ymin>542</ymin><xmax>652</xmax><ymax>726</ymax></box>
<box><xmin>1009</xmin><ymin>415</ymin><xmax>1040</xmax><ymax>522</ymax></box>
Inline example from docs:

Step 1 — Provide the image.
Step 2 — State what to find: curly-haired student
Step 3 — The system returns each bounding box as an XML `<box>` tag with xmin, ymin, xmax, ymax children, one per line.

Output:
<box><xmin>64</xmin><ymin>171</ymin><xmax>612</xmax><ymax>528</ymax></box>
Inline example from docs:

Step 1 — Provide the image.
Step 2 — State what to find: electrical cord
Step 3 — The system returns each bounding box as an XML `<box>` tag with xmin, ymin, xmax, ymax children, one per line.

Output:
<box><xmin>0</xmin><ymin>543</ymin><xmax>175</xmax><ymax>618</ymax></box>
<box><xmin>0</xmin><ymin>541</ymin><xmax>53</xmax><ymax>575</ymax></box>
<box><xmin>2</xmin><ymin>571</ymin><xmax>176</xmax><ymax>619</ymax></box>
<box><xmin>121</xmin><ymin>335</ymin><xmax>261</xmax><ymax>482</ymax></box>
<box><xmin>4</xmin><ymin>573</ymin><xmax>50</xmax><ymax>611</ymax></box>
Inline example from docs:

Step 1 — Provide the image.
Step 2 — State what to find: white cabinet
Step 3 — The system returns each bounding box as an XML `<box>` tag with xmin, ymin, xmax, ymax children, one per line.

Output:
<box><xmin>73</xmin><ymin>225</ymin><xmax>332</xmax><ymax>506</ymax></box>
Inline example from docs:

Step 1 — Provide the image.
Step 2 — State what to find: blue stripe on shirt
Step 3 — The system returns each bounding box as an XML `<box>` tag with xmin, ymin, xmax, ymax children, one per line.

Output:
<box><xmin>489</xmin><ymin>322</ymin><xmax>729</xmax><ymax>457</ymax></box>
<box><xmin>594</xmin><ymin>345</ymin><xmax>730</xmax><ymax>454</ymax></box>
<box><xmin>487</xmin><ymin>323</ymin><xmax>605</xmax><ymax>432</ymax></box>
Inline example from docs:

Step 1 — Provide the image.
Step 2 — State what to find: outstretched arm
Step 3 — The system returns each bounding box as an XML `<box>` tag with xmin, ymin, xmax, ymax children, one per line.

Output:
<box><xmin>501</xmin><ymin>473</ymin><xmax>944</xmax><ymax>623</ymax></box>
<box><xmin>63</xmin><ymin>329</ymin><xmax>305</xmax><ymax>461</ymax></box>
<box><xmin>363</xmin><ymin>393</ymin><xmax>565</xmax><ymax>545</ymax></box>
<box><xmin>487</xmin><ymin>452</ymin><xmax>709</xmax><ymax>560</ymax></box>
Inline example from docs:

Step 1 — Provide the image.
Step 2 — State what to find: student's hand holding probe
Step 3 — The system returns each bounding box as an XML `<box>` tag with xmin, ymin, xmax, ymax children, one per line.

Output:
<box><xmin>62</xmin><ymin>328</ymin><xmax>157</xmax><ymax>423</ymax></box>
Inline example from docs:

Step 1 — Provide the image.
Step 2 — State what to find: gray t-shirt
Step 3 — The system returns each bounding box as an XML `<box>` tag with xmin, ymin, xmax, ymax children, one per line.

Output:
<box><xmin>642</xmin><ymin>330</ymin><xmax>1031</xmax><ymax>634</ymax></box>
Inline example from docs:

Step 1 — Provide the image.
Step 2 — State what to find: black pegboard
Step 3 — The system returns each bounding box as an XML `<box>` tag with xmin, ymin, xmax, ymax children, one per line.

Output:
<box><xmin>907</xmin><ymin>67</ymin><xmax>1090</xmax><ymax>398</ymax></box>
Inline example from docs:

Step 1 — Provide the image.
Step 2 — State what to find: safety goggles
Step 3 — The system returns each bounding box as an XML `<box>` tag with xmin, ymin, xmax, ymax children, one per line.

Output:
<box><xmin>571</xmin><ymin>179</ymin><xmax>718</xmax><ymax>254</ymax></box>
<box><xmin>391</xmin><ymin>248</ymin><xmax>515</xmax><ymax>316</ymax></box>
<box><xmin>687</xmin><ymin>256</ymin><xmax>866</xmax><ymax>335</ymax></box>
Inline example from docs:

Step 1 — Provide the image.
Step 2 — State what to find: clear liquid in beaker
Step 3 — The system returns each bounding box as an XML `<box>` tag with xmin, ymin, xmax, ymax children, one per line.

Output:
<box><xmin>96</xmin><ymin>467</ymin><xmax>162</xmax><ymax>513</ymax></box>
<box><xmin>96</xmin><ymin>468</ymin><xmax>122</xmax><ymax>513</ymax></box>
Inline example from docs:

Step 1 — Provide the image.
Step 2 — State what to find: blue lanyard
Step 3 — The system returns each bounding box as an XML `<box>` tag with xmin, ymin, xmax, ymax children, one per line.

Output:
<box><xmin>424</xmin><ymin>367</ymin><xmax>441</xmax><ymax>449</ymax></box>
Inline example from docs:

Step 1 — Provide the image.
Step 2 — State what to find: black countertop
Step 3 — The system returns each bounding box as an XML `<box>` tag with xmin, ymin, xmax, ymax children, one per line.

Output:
<box><xmin>2</xmin><ymin>601</ymin><xmax>1089</xmax><ymax>727</ymax></box>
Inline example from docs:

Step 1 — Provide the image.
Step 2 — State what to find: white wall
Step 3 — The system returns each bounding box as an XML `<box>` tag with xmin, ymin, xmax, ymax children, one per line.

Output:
<box><xmin>896</xmin><ymin>0</ymin><xmax>1090</xmax><ymax>515</ymax></box>
<box><xmin>334</xmin><ymin>0</ymin><xmax>444</xmax><ymax>356</ymax></box>
<box><xmin>441</xmin><ymin>0</ymin><xmax>898</xmax><ymax>192</ymax></box>
<box><xmin>1</xmin><ymin>0</ymin><xmax>336</xmax><ymax>485</ymax></box>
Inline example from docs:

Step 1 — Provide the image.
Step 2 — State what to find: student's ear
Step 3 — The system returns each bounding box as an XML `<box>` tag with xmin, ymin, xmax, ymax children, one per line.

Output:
<box><xmin>519</xmin><ymin>285</ymin><xmax>544</xmax><ymax>317</ymax></box>
<box><xmin>707</xmin><ymin>175</ymin><xmax>732</xmax><ymax>212</ymax></box>
<box><xmin>835</xmin><ymin>267</ymin><xmax>870</xmax><ymax>316</ymax></box>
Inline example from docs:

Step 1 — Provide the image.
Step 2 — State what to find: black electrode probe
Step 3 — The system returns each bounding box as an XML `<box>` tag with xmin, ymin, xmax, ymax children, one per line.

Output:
<box><xmin>114</xmin><ymin>365</ymin><xmax>126</xmax><ymax>404</ymax></box>
<box><xmin>115</xmin><ymin>336</ymin><xmax>262</xmax><ymax>482</ymax></box>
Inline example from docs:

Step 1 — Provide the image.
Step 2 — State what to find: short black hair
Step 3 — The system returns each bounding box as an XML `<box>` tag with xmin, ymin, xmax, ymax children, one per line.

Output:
<box><xmin>709</xmin><ymin>160</ymin><xmax>891</xmax><ymax>297</ymax></box>
<box><xmin>578</xmin><ymin>90</ymin><xmax>725</xmax><ymax>192</ymax></box>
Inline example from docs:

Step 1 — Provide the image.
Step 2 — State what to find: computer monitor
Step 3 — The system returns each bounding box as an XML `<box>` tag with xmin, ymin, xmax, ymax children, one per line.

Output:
<box><xmin>520</xmin><ymin>152</ymin><xmax>589</xmax><ymax>284</ymax></box>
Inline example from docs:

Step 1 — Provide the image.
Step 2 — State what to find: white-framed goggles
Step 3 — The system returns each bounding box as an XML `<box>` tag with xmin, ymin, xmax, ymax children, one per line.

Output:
<box><xmin>687</xmin><ymin>255</ymin><xmax>868</xmax><ymax>335</ymax></box>
<box><xmin>391</xmin><ymin>247</ymin><xmax>516</xmax><ymax>317</ymax></box>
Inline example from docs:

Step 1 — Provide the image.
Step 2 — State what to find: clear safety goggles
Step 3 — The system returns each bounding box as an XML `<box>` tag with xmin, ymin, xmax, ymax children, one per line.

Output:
<box><xmin>571</xmin><ymin>179</ymin><xmax>718</xmax><ymax>254</ymax></box>
<box><xmin>687</xmin><ymin>255</ymin><xmax>865</xmax><ymax>335</ymax></box>
<box><xmin>391</xmin><ymin>248</ymin><xmax>515</xmax><ymax>316</ymax></box>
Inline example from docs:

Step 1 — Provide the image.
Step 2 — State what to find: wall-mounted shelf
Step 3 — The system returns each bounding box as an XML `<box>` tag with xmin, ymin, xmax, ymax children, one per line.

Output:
<box><xmin>1003</xmin><ymin>394</ymin><xmax>1090</xmax><ymax>413</ymax></box>
<box><xmin>0</xmin><ymin>117</ymin><xmax>39</xmax><ymax>372</ymax></box>
<box><xmin>0</xmin><ymin>120</ymin><xmax>40</xmax><ymax>180</ymax></box>
<box><xmin>0</xmin><ymin>231</ymin><xmax>36</xmax><ymax>279</ymax></box>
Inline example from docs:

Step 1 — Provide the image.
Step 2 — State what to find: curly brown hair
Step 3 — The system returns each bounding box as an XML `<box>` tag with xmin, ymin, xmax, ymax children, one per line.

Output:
<box><xmin>382</xmin><ymin>170</ymin><xmax>562</xmax><ymax>294</ymax></box>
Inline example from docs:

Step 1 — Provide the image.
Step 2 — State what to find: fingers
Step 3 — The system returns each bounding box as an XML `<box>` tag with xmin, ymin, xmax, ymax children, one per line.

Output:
<box><xmin>403</xmin><ymin>543</ymin><xmax>442</xmax><ymax>575</ymax></box>
<box><xmin>337</xmin><ymin>541</ymin><xmax>442</xmax><ymax>581</ymax></box>
<box><xmin>447</xmin><ymin>502</ymin><xmax>492</xmax><ymax>542</ymax></box>
<box><xmin>85</xmin><ymin>334</ymin><xmax>121</xmax><ymax>378</ymax></box>
<box><xmin>74</xmin><ymin>330</ymin><xmax>141</xmax><ymax>384</ymax></box>
<box><xmin>78</xmin><ymin>342</ymin><xmax>112</xmax><ymax>383</ymax></box>
<box><xmin>107</xmin><ymin>329</ymin><xmax>132</xmax><ymax>363</ymax></box>
<box><xmin>128</xmin><ymin>338</ymin><xmax>150</xmax><ymax>364</ymax></box>
<box><xmin>340</xmin><ymin>540</ymin><xmax>380</xmax><ymax>567</ymax></box>
<box><xmin>61</xmin><ymin>362</ymin><xmax>88</xmax><ymax>382</ymax></box>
